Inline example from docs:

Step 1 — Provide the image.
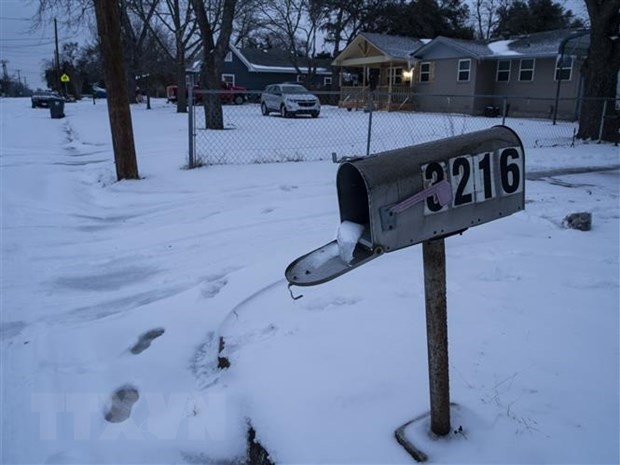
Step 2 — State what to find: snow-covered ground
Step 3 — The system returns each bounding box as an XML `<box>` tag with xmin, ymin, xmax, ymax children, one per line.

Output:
<box><xmin>1</xmin><ymin>98</ymin><xmax>618</xmax><ymax>464</ymax></box>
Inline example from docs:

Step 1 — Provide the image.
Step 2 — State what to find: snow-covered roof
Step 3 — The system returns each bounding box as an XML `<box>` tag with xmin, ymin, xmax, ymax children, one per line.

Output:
<box><xmin>505</xmin><ymin>29</ymin><xmax>589</xmax><ymax>57</ymax></box>
<box><xmin>413</xmin><ymin>29</ymin><xmax>590</xmax><ymax>60</ymax></box>
<box><xmin>188</xmin><ymin>47</ymin><xmax>332</xmax><ymax>75</ymax></box>
<box><xmin>236</xmin><ymin>47</ymin><xmax>331</xmax><ymax>73</ymax></box>
<box><xmin>412</xmin><ymin>36</ymin><xmax>494</xmax><ymax>59</ymax></box>
<box><xmin>487</xmin><ymin>40</ymin><xmax>521</xmax><ymax>56</ymax></box>
<box><xmin>359</xmin><ymin>32</ymin><xmax>427</xmax><ymax>60</ymax></box>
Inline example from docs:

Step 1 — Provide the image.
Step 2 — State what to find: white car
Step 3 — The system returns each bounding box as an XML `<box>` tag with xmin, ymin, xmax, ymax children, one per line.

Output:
<box><xmin>260</xmin><ymin>83</ymin><xmax>320</xmax><ymax>118</ymax></box>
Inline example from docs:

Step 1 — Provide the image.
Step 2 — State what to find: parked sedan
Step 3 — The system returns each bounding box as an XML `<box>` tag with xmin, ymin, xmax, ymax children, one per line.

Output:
<box><xmin>260</xmin><ymin>83</ymin><xmax>320</xmax><ymax>118</ymax></box>
<box><xmin>31</xmin><ymin>90</ymin><xmax>61</xmax><ymax>108</ymax></box>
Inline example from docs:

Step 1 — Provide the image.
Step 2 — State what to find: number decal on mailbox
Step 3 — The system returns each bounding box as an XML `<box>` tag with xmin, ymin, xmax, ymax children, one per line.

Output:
<box><xmin>499</xmin><ymin>147</ymin><xmax>523</xmax><ymax>195</ymax></box>
<box><xmin>450</xmin><ymin>155</ymin><xmax>474</xmax><ymax>208</ymax></box>
<box><xmin>421</xmin><ymin>161</ymin><xmax>448</xmax><ymax>215</ymax></box>
<box><xmin>423</xmin><ymin>147</ymin><xmax>522</xmax><ymax>215</ymax></box>
<box><xmin>474</xmin><ymin>152</ymin><xmax>495</xmax><ymax>202</ymax></box>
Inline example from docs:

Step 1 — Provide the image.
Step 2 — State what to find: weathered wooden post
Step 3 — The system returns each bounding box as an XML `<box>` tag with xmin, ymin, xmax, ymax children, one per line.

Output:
<box><xmin>423</xmin><ymin>238</ymin><xmax>450</xmax><ymax>436</ymax></box>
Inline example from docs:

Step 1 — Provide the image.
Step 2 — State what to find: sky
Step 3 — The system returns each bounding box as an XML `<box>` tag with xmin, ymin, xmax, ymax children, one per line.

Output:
<box><xmin>0</xmin><ymin>0</ymin><xmax>589</xmax><ymax>93</ymax></box>
<box><xmin>1</xmin><ymin>96</ymin><xmax>617</xmax><ymax>464</ymax></box>
<box><xmin>0</xmin><ymin>0</ymin><xmax>91</xmax><ymax>90</ymax></box>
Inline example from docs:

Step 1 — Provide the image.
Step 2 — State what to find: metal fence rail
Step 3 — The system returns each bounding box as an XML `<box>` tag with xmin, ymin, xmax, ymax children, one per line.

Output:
<box><xmin>188</xmin><ymin>91</ymin><xmax>614</xmax><ymax>167</ymax></box>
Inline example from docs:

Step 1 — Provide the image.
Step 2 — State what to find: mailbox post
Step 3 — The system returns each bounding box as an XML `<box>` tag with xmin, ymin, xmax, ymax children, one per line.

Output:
<box><xmin>423</xmin><ymin>238</ymin><xmax>450</xmax><ymax>436</ymax></box>
<box><xmin>285</xmin><ymin>126</ymin><xmax>525</xmax><ymax>461</ymax></box>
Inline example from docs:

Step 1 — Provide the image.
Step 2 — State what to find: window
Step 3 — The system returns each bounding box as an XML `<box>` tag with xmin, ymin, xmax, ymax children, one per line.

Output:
<box><xmin>555</xmin><ymin>55</ymin><xmax>573</xmax><ymax>81</ymax></box>
<box><xmin>389</xmin><ymin>67</ymin><xmax>403</xmax><ymax>84</ymax></box>
<box><xmin>224</xmin><ymin>51</ymin><xmax>232</xmax><ymax>62</ymax></box>
<box><xmin>496</xmin><ymin>60</ymin><xmax>511</xmax><ymax>82</ymax></box>
<box><xmin>519</xmin><ymin>59</ymin><xmax>535</xmax><ymax>81</ymax></box>
<box><xmin>323</xmin><ymin>76</ymin><xmax>332</xmax><ymax>86</ymax></box>
<box><xmin>420</xmin><ymin>62</ymin><xmax>432</xmax><ymax>82</ymax></box>
<box><xmin>296</xmin><ymin>74</ymin><xmax>307</xmax><ymax>83</ymax></box>
<box><xmin>221</xmin><ymin>74</ymin><xmax>234</xmax><ymax>85</ymax></box>
<box><xmin>457</xmin><ymin>59</ymin><xmax>471</xmax><ymax>82</ymax></box>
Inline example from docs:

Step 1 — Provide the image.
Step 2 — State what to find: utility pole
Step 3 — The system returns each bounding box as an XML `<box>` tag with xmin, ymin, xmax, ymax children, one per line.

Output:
<box><xmin>16</xmin><ymin>69</ymin><xmax>22</xmax><ymax>95</ymax></box>
<box><xmin>1</xmin><ymin>60</ymin><xmax>8</xmax><ymax>96</ymax></box>
<box><xmin>54</xmin><ymin>18</ymin><xmax>61</xmax><ymax>93</ymax></box>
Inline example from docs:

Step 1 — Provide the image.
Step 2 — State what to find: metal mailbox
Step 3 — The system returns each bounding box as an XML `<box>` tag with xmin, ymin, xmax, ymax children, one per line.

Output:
<box><xmin>286</xmin><ymin>125</ymin><xmax>525</xmax><ymax>286</ymax></box>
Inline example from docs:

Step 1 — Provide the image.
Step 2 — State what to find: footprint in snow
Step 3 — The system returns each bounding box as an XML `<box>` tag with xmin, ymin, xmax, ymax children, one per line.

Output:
<box><xmin>130</xmin><ymin>328</ymin><xmax>165</xmax><ymax>354</ymax></box>
<box><xmin>104</xmin><ymin>385</ymin><xmax>139</xmax><ymax>423</ymax></box>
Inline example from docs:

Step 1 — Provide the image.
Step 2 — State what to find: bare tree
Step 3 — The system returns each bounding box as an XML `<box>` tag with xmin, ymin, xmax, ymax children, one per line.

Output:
<box><xmin>190</xmin><ymin>0</ymin><xmax>237</xmax><ymax>130</ymax></box>
<box><xmin>128</xmin><ymin>0</ymin><xmax>200</xmax><ymax>113</ymax></box>
<box><xmin>473</xmin><ymin>0</ymin><xmax>508</xmax><ymax>40</ymax></box>
<box><xmin>320</xmin><ymin>0</ymin><xmax>387</xmax><ymax>57</ymax></box>
<box><xmin>254</xmin><ymin>0</ymin><xmax>328</xmax><ymax>85</ymax></box>
<box><xmin>93</xmin><ymin>0</ymin><xmax>140</xmax><ymax>179</ymax></box>
<box><xmin>231</xmin><ymin>0</ymin><xmax>265</xmax><ymax>47</ymax></box>
<box><xmin>577</xmin><ymin>0</ymin><xmax>619</xmax><ymax>141</ymax></box>
<box><xmin>117</xmin><ymin>0</ymin><xmax>160</xmax><ymax>100</ymax></box>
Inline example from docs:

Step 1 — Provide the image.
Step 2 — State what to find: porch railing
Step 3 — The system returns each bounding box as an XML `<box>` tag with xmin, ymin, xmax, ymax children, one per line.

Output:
<box><xmin>338</xmin><ymin>85</ymin><xmax>415</xmax><ymax>111</ymax></box>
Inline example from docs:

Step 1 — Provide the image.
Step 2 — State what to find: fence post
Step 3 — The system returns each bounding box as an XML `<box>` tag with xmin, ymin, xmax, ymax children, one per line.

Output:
<box><xmin>597</xmin><ymin>99</ymin><xmax>608</xmax><ymax>143</ymax></box>
<box><xmin>502</xmin><ymin>97</ymin><xmax>507</xmax><ymax>126</ymax></box>
<box><xmin>188</xmin><ymin>81</ymin><xmax>195</xmax><ymax>169</ymax></box>
<box><xmin>366</xmin><ymin>91</ymin><xmax>374</xmax><ymax>157</ymax></box>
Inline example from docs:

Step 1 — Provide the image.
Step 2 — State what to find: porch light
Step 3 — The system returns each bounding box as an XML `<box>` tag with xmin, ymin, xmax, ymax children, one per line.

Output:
<box><xmin>403</xmin><ymin>69</ymin><xmax>413</xmax><ymax>80</ymax></box>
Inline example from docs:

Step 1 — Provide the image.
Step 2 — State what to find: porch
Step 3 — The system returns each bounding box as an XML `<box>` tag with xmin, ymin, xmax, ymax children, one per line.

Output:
<box><xmin>338</xmin><ymin>85</ymin><xmax>416</xmax><ymax>111</ymax></box>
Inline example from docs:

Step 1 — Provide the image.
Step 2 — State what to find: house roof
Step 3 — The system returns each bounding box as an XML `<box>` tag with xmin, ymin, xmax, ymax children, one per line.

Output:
<box><xmin>358</xmin><ymin>32</ymin><xmax>427</xmax><ymax>60</ymax></box>
<box><xmin>332</xmin><ymin>32</ymin><xmax>427</xmax><ymax>67</ymax></box>
<box><xmin>412</xmin><ymin>36</ymin><xmax>493</xmax><ymax>59</ymax></box>
<box><xmin>413</xmin><ymin>29</ymin><xmax>590</xmax><ymax>60</ymax></box>
<box><xmin>505</xmin><ymin>29</ymin><xmax>590</xmax><ymax>57</ymax></box>
<box><xmin>233</xmin><ymin>46</ymin><xmax>332</xmax><ymax>74</ymax></box>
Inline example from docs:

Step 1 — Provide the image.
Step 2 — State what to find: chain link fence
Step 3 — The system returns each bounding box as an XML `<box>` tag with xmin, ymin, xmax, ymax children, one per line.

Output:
<box><xmin>189</xmin><ymin>91</ymin><xmax>616</xmax><ymax>166</ymax></box>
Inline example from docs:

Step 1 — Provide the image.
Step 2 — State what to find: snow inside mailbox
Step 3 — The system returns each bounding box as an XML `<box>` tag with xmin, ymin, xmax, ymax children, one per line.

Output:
<box><xmin>285</xmin><ymin>126</ymin><xmax>525</xmax><ymax>286</ymax></box>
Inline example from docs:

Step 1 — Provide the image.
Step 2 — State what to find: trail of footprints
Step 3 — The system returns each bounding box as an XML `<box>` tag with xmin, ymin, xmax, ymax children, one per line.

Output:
<box><xmin>104</xmin><ymin>328</ymin><xmax>165</xmax><ymax>423</ymax></box>
<box><xmin>104</xmin><ymin>273</ymin><xmax>231</xmax><ymax>423</ymax></box>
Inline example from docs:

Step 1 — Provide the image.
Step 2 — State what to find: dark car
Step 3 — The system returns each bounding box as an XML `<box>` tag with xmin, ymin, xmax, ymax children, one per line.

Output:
<box><xmin>31</xmin><ymin>90</ymin><xmax>61</xmax><ymax>108</ymax></box>
<box><xmin>92</xmin><ymin>85</ymin><xmax>107</xmax><ymax>99</ymax></box>
<box><xmin>166</xmin><ymin>82</ymin><xmax>247</xmax><ymax>105</ymax></box>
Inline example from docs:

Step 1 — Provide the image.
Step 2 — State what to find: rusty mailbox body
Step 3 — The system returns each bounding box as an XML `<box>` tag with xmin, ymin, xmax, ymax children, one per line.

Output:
<box><xmin>286</xmin><ymin>126</ymin><xmax>525</xmax><ymax>286</ymax></box>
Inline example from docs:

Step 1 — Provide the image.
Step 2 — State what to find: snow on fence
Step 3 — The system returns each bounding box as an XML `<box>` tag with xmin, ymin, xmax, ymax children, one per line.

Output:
<box><xmin>190</xmin><ymin>92</ymin><xmax>582</xmax><ymax>166</ymax></box>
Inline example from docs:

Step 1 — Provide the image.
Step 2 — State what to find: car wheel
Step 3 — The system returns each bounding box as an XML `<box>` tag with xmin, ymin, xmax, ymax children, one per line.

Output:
<box><xmin>311</xmin><ymin>111</ymin><xmax>319</xmax><ymax>118</ymax></box>
<box><xmin>233</xmin><ymin>95</ymin><xmax>244</xmax><ymax>105</ymax></box>
<box><xmin>280</xmin><ymin>105</ymin><xmax>291</xmax><ymax>118</ymax></box>
<box><xmin>261</xmin><ymin>102</ymin><xmax>269</xmax><ymax>116</ymax></box>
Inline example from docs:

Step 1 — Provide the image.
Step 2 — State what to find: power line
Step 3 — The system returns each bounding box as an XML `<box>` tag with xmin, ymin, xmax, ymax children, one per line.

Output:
<box><xmin>0</xmin><ymin>37</ymin><xmax>55</xmax><ymax>41</ymax></box>
<box><xmin>0</xmin><ymin>41</ymin><xmax>56</xmax><ymax>49</ymax></box>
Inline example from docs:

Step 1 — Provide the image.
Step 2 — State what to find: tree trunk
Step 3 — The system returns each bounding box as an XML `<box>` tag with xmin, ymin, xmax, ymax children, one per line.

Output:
<box><xmin>93</xmin><ymin>0</ymin><xmax>139</xmax><ymax>181</ymax></box>
<box><xmin>175</xmin><ymin>51</ymin><xmax>187</xmax><ymax>114</ymax></box>
<box><xmin>191</xmin><ymin>0</ymin><xmax>237</xmax><ymax>130</ymax></box>
<box><xmin>576</xmin><ymin>0</ymin><xmax>620</xmax><ymax>142</ymax></box>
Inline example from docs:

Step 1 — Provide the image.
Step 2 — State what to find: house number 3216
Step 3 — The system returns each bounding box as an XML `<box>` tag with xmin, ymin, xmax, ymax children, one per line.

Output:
<box><xmin>422</xmin><ymin>147</ymin><xmax>524</xmax><ymax>215</ymax></box>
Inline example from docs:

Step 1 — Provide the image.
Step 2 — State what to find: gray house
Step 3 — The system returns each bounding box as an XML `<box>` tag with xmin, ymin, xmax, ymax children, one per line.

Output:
<box><xmin>332</xmin><ymin>29</ymin><xmax>590</xmax><ymax>119</ymax></box>
<box><xmin>332</xmin><ymin>32</ymin><xmax>428</xmax><ymax>110</ymax></box>
<box><xmin>221</xmin><ymin>46</ymin><xmax>332</xmax><ymax>91</ymax></box>
<box><xmin>412</xmin><ymin>29</ymin><xmax>590</xmax><ymax>119</ymax></box>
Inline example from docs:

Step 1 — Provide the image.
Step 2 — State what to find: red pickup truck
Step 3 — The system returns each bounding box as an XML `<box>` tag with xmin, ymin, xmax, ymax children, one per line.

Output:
<box><xmin>166</xmin><ymin>82</ymin><xmax>247</xmax><ymax>105</ymax></box>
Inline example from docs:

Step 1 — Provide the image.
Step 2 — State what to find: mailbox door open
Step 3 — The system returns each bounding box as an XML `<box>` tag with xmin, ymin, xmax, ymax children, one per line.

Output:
<box><xmin>286</xmin><ymin>125</ymin><xmax>524</xmax><ymax>287</ymax></box>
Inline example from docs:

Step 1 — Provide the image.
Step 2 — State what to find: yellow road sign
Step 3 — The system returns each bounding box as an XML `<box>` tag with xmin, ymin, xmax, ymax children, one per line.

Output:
<box><xmin>60</xmin><ymin>73</ymin><xmax>70</xmax><ymax>83</ymax></box>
